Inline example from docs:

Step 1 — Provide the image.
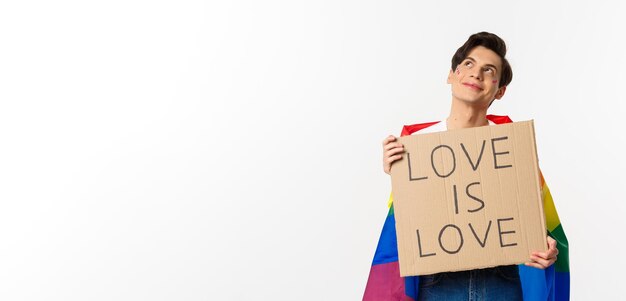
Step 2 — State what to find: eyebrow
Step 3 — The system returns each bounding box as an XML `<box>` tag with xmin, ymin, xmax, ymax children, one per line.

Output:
<box><xmin>465</xmin><ymin>56</ymin><xmax>499</xmax><ymax>72</ymax></box>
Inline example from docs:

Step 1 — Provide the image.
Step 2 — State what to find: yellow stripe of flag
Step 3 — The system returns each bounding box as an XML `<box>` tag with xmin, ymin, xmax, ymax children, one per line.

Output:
<box><xmin>543</xmin><ymin>183</ymin><xmax>561</xmax><ymax>232</ymax></box>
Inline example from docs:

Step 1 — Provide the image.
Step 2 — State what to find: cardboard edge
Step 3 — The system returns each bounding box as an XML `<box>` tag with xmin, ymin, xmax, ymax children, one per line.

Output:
<box><xmin>529</xmin><ymin>120</ymin><xmax>549</xmax><ymax>252</ymax></box>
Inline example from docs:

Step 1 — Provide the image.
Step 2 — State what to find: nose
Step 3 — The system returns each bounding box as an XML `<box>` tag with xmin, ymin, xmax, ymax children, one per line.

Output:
<box><xmin>470</xmin><ymin>69</ymin><xmax>483</xmax><ymax>81</ymax></box>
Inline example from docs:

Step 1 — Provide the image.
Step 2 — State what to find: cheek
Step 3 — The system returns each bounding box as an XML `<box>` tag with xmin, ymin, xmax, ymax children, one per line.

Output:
<box><xmin>492</xmin><ymin>79</ymin><xmax>498</xmax><ymax>84</ymax></box>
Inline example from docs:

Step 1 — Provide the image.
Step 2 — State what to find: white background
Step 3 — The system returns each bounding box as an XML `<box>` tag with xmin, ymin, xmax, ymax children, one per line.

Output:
<box><xmin>1</xmin><ymin>1</ymin><xmax>624</xmax><ymax>300</ymax></box>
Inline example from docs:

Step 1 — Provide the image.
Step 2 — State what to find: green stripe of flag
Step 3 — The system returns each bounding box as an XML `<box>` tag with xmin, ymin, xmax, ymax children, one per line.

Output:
<box><xmin>549</xmin><ymin>224</ymin><xmax>569</xmax><ymax>273</ymax></box>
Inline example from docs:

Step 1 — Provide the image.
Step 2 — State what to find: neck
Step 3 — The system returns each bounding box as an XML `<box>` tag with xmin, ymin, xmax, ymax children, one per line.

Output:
<box><xmin>446</xmin><ymin>98</ymin><xmax>489</xmax><ymax>130</ymax></box>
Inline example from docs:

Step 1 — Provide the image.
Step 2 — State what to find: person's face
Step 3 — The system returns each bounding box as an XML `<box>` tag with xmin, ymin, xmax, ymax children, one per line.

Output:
<box><xmin>447</xmin><ymin>46</ymin><xmax>507</xmax><ymax>107</ymax></box>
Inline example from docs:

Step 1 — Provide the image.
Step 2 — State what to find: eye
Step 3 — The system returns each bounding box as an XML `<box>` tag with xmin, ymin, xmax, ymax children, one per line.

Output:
<box><xmin>464</xmin><ymin>61</ymin><xmax>473</xmax><ymax>67</ymax></box>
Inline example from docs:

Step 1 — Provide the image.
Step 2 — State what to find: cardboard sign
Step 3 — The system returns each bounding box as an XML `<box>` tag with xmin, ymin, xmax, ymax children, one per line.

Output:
<box><xmin>390</xmin><ymin>120</ymin><xmax>547</xmax><ymax>276</ymax></box>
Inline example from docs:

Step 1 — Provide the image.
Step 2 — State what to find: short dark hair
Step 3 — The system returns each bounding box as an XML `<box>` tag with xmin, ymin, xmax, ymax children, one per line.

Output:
<box><xmin>451</xmin><ymin>32</ymin><xmax>513</xmax><ymax>88</ymax></box>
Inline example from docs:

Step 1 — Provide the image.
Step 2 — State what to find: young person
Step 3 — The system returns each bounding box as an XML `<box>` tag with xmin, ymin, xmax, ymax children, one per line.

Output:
<box><xmin>364</xmin><ymin>32</ymin><xmax>569</xmax><ymax>301</ymax></box>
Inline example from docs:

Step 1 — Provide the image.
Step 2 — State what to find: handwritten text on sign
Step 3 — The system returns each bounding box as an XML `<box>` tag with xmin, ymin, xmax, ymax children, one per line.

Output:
<box><xmin>390</xmin><ymin>121</ymin><xmax>546</xmax><ymax>276</ymax></box>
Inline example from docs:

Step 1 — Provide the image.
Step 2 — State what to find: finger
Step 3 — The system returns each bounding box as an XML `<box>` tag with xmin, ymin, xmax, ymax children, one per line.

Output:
<box><xmin>532</xmin><ymin>251</ymin><xmax>558</xmax><ymax>264</ymax></box>
<box><xmin>531</xmin><ymin>251</ymin><xmax>550</xmax><ymax>260</ymax></box>
<box><xmin>386</xmin><ymin>154</ymin><xmax>403</xmax><ymax>163</ymax></box>
<box><xmin>385</xmin><ymin>147</ymin><xmax>405</xmax><ymax>157</ymax></box>
<box><xmin>382</xmin><ymin>135</ymin><xmax>397</xmax><ymax>146</ymax></box>
<box><xmin>532</xmin><ymin>246</ymin><xmax>558</xmax><ymax>260</ymax></box>
<box><xmin>546</xmin><ymin>247</ymin><xmax>558</xmax><ymax>257</ymax></box>
<box><xmin>530</xmin><ymin>254</ymin><xmax>549</xmax><ymax>265</ymax></box>
<box><xmin>530</xmin><ymin>255</ymin><xmax>551</xmax><ymax>267</ymax></box>
<box><xmin>384</xmin><ymin>142</ymin><xmax>403</xmax><ymax>151</ymax></box>
<box><xmin>524</xmin><ymin>262</ymin><xmax>545</xmax><ymax>270</ymax></box>
<box><xmin>547</xmin><ymin>236</ymin><xmax>557</xmax><ymax>250</ymax></box>
<box><xmin>384</xmin><ymin>154</ymin><xmax>404</xmax><ymax>174</ymax></box>
<box><xmin>533</xmin><ymin>250</ymin><xmax>558</xmax><ymax>261</ymax></box>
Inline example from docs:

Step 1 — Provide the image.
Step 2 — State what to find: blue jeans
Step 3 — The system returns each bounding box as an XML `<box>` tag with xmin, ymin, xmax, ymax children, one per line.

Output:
<box><xmin>417</xmin><ymin>265</ymin><xmax>523</xmax><ymax>301</ymax></box>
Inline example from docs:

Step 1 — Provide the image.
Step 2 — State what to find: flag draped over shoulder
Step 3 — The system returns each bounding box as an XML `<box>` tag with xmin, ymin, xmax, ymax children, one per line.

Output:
<box><xmin>362</xmin><ymin>115</ymin><xmax>570</xmax><ymax>301</ymax></box>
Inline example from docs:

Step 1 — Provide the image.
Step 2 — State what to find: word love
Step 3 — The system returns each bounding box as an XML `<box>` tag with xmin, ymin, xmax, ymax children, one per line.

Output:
<box><xmin>416</xmin><ymin>218</ymin><xmax>518</xmax><ymax>257</ymax></box>
<box><xmin>405</xmin><ymin>136</ymin><xmax>512</xmax><ymax>181</ymax></box>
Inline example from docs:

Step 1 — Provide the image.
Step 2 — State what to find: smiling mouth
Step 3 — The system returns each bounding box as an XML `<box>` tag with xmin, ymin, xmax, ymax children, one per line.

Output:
<box><xmin>462</xmin><ymin>83</ymin><xmax>483</xmax><ymax>91</ymax></box>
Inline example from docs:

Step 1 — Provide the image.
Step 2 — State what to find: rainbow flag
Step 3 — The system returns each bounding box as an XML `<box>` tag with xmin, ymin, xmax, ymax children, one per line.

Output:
<box><xmin>363</xmin><ymin>115</ymin><xmax>570</xmax><ymax>301</ymax></box>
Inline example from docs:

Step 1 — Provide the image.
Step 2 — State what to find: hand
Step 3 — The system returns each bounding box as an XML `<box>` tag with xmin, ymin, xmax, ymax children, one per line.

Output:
<box><xmin>525</xmin><ymin>236</ymin><xmax>559</xmax><ymax>269</ymax></box>
<box><xmin>382</xmin><ymin>135</ymin><xmax>404</xmax><ymax>175</ymax></box>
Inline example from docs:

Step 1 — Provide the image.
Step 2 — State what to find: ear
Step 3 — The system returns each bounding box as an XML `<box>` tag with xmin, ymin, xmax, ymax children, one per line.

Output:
<box><xmin>447</xmin><ymin>69</ymin><xmax>454</xmax><ymax>84</ymax></box>
<box><xmin>494</xmin><ymin>85</ymin><xmax>507</xmax><ymax>100</ymax></box>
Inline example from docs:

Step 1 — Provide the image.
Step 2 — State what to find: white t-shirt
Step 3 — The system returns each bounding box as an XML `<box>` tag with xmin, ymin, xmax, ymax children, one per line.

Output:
<box><xmin>413</xmin><ymin>118</ymin><xmax>496</xmax><ymax>135</ymax></box>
